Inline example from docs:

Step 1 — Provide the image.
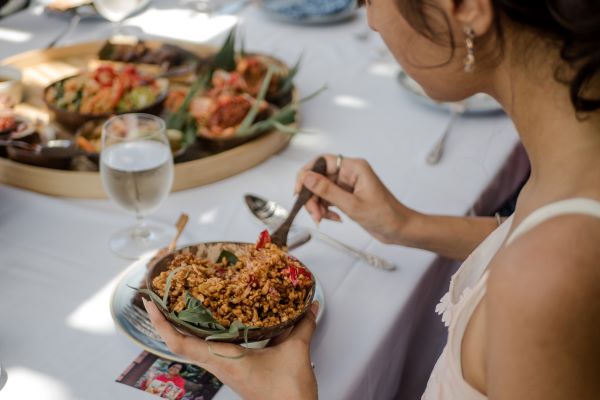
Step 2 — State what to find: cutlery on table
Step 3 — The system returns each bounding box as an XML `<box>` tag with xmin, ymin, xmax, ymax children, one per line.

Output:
<box><xmin>46</xmin><ymin>5</ymin><xmax>96</xmax><ymax>49</ymax></box>
<box><xmin>426</xmin><ymin>101</ymin><xmax>467</xmax><ymax>165</ymax></box>
<box><xmin>245</xmin><ymin>194</ymin><xmax>398</xmax><ymax>271</ymax></box>
<box><xmin>168</xmin><ymin>213</ymin><xmax>189</xmax><ymax>252</ymax></box>
<box><xmin>270</xmin><ymin>157</ymin><xmax>328</xmax><ymax>247</ymax></box>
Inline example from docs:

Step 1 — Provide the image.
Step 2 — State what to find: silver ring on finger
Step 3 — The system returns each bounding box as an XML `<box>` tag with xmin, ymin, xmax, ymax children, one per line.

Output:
<box><xmin>335</xmin><ymin>154</ymin><xmax>343</xmax><ymax>182</ymax></box>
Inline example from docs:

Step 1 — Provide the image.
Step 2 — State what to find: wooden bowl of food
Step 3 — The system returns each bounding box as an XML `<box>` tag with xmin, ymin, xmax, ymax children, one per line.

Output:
<box><xmin>145</xmin><ymin>233</ymin><xmax>315</xmax><ymax>343</ymax></box>
<box><xmin>43</xmin><ymin>64</ymin><xmax>169</xmax><ymax>130</ymax></box>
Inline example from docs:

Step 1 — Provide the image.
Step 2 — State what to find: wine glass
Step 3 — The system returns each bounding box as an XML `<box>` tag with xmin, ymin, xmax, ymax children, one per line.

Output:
<box><xmin>93</xmin><ymin>0</ymin><xmax>150</xmax><ymax>22</ymax></box>
<box><xmin>100</xmin><ymin>113</ymin><xmax>174</xmax><ymax>259</ymax></box>
<box><xmin>93</xmin><ymin>0</ymin><xmax>150</xmax><ymax>37</ymax></box>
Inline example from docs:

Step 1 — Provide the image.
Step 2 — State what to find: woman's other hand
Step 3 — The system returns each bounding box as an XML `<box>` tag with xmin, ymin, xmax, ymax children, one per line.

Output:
<box><xmin>144</xmin><ymin>299</ymin><xmax>319</xmax><ymax>400</ymax></box>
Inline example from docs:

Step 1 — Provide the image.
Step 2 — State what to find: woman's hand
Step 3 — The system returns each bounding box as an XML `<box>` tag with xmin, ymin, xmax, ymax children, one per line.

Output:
<box><xmin>295</xmin><ymin>154</ymin><xmax>418</xmax><ymax>245</ymax></box>
<box><xmin>144</xmin><ymin>299</ymin><xmax>319</xmax><ymax>400</ymax></box>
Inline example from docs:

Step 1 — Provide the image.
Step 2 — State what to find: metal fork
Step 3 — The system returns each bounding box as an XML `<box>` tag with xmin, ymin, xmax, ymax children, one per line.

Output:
<box><xmin>426</xmin><ymin>102</ymin><xmax>467</xmax><ymax>165</ymax></box>
<box><xmin>122</xmin><ymin>303</ymin><xmax>164</xmax><ymax>342</ymax></box>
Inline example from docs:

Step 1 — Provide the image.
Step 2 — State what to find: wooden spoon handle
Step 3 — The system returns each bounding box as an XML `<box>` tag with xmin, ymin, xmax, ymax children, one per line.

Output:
<box><xmin>168</xmin><ymin>213</ymin><xmax>189</xmax><ymax>252</ymax></box>
<box><xmin>271</xmin><ymin>157</ymin><xmax>327</xmax><ymax>247</ymax></box>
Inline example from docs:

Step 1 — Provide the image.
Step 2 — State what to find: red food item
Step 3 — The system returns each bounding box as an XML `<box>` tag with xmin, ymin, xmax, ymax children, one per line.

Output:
<box><xmin>208</xmin><ymin>95</ymin><xmax>252</xmax><ymax>129</ymax></box>
<box><xmin>93</xmin><ymin>65</ymin><xmax>117</xmax><ymax>86</ymax></box>
<box><xmin>289</xmin><ymin>265</ymin><xmax>299</xmax><ymax>286</ymax></box>
<box><xmin>286</xmin><ymin>256</ymin><xmax>312</xmax><ymax>287</ymax></box>
<box><xmin>110</xmin><ymin>77</ymin><xmax>125</xmax><ymax>108</ymax></box>
<box><xmin>256</xmin><ymin>229</ymin><xmax>271</xmax><ymax>249</ymax></box>
<box><xmin>0</xmin><ymin>114</ymin><xmax>17</xmax><ymax>132</ymax></box>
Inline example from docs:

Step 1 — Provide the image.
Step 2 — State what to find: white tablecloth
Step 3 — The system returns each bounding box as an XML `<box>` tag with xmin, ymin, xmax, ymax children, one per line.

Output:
<box><xmin>0</xmin><ymin>3</ymin><xmax>519</xmax><ymax>400</ymax></box>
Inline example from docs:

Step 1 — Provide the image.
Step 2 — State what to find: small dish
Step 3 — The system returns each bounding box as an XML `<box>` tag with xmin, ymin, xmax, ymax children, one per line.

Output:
<box><xmin>147</xmin><ymin>242</ymin><xmax>316</xmax><ymax>343</ymax></box>
<box><xmin>44</xmin><ymin>72</ymin><xmax>169</xmax><ymax>129</ymax></box>
<box><xmin>6</xmin><ymin>139</ymin><xmax>81</xmax><ymax>170</ymax></box>
<box><xmin>259</xmin><ymin>0</ymin><xmax>357</xmax><ymax>25</ymax></box>
<box><xmin>110</xmin><ymin>252</ymin><xmax>324</xmax><ymax>362</ymax></box>
<box><xmin>397</xmin><ymin>69</ymin><xmax>503</xmax><ymax>115</ymax></box>
<box><xmin>0</xmin><ymin>65</ymin><xmax>23</xmax><ymax>108</ymax></box>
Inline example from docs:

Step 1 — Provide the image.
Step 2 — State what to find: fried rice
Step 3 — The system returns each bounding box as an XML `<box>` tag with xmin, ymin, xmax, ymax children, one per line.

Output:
<box><xmin>152</xmin><ymin>242</ymin><xmax>313</xmax><ymax>328</ymax></box>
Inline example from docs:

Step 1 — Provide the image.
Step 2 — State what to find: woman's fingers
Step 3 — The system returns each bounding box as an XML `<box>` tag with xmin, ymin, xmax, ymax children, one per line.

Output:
<box><xmin>143</xmin><ymin>299</ymin><xmax>214</xmax><ymax>366</ymax></box>
<box><xmin>287</xmin><ymin>301</ymin><xmax>319</xmax><ymax>346</ymax></box>
<box><xmin>302</xmin><ymin>171</ymin><xmax>358</xmax><ymax>217</ymax></box>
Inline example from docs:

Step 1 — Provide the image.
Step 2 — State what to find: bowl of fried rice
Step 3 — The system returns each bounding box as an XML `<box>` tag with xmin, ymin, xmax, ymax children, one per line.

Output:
<box><xmin>144</xmin><ymin>230</ymin><xmax>316</xmax><ymax>343</ymax></box>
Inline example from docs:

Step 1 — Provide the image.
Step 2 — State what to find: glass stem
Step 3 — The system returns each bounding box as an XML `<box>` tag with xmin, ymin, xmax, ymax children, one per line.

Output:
<box><xmin>133</xmin><ymin>213</ymin><xmax>151</xmax><ymax>240</ymax></box>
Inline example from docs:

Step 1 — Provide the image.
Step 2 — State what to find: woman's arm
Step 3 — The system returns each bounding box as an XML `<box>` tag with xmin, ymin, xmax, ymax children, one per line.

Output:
<box><xmin>401</xmin><ymin>213</ymin><xmax>500</xmax><ymax>260</ymax></box>
<box><xmin>297</xmin><ymin>155</ymin><xmax>500</xmax><ymax>260</ymax></box>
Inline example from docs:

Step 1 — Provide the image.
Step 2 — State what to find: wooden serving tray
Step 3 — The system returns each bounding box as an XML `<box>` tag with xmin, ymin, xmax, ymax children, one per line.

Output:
<box><xmin>1</xmin><ymin>41</ymin><xmax>292</xmax><ymax>198</ymax></box>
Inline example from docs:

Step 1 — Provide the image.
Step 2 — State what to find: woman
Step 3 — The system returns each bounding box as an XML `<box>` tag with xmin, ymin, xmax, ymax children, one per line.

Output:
<box><xmin>144</xmin><ymin>0</ymin><xmax>600</xmax><ymax>398</ymax></box>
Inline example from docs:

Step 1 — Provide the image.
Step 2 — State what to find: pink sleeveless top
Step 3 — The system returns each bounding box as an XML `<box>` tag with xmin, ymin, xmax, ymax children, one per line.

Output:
<box><xmin>422</xmin><ymin>198</ymin><xmax>600</xmax><ymax>399</ymax></box>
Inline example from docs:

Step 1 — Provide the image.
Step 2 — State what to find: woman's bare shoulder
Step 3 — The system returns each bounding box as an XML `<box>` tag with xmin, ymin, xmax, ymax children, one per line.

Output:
<box><xmin>489</xmin><ymin>213</ymin><xmax>600</xmax><ymax>302</ymax></box>
<box><xmin>483</xmin><ymin>214</ymin><xmax>600</xmax><ymax>399</ymax></box>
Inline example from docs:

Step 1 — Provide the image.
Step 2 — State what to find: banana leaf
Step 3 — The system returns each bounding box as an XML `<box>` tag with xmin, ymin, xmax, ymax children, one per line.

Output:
<box><xmin>276</xmin><ymin>55</ymin><xmax>302</xmax><ymax>97</ymax></box>
<box><xmin>212</xmin><ymin>27</ymin><xmax>237</xmax><ymax>72</ymax></box>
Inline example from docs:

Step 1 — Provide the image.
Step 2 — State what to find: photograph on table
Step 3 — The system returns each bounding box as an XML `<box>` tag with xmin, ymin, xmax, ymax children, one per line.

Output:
<box><xmin>116</xmin><ymin>351</ymin><xmax>222</xmax><ymax>400</ymax></box>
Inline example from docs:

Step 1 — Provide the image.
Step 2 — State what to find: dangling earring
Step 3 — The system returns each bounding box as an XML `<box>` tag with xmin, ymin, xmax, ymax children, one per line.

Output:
<box><xmin>463</xmin><ymin>26</ymin><xmax>475</xmax><ymax>73</ymax></box>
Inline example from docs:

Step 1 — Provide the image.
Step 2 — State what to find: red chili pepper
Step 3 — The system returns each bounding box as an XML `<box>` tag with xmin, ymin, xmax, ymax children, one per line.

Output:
<box><xmin>287</xmin><ymin>256</ymin><xmax>312</xmax><ymax>280</ymax></box>
<box><xmin>256</xmin><ymin>229</ymin><xmax>271</xmax><ymax>249</ymax></box>
<box><xmin>289</xmin><ymin>265</ymin><xmax>299</xmax><ymax>287</ymax></box>
<box><xmin>94</xmin><ymin>65</ymin><xmax>116</xmax><ymax>86</ymax></box>
<box><xmin>110</xmin><ymin>77</ymin><xmax>124</xmax><ymax>109</ymax></box>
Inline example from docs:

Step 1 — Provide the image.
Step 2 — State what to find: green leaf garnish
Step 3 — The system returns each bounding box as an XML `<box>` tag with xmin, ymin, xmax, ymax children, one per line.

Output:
<box><xmin>217</xmin><ymin>250</ymin><xmax>238</xmax><ymax>265</ymax></box>
<box><xmin>166</xmin><ymin>73</ymin><xmax>210</xmax><ymax>131</ymax></box>
<box><xmin>235</xmin><ymin>84</ymin><xmax>327</xmax><ymax>138</ymax></box>
<box><xmin>212</xmin><ymin>27</ymin><xmax>237</xmax><ymax>72</ymax></box>
<box><xmin>236</xmin><ymin>65</ymin><xmax>275</xmax><ymax>135</ymax></box>
<box><xmin>176</xmin><ymin>292</ymin><xmax>225</xmax><ymax>330</ymax></box>
<box><xmin>277</xmin><ymin>54</ymin><xmax>302</xmax><ymax>97</ymax></box>
<box><xmin>163</xmin><ymin>265</ymin><xmax>186</xmax><ymax>305</ymax></box>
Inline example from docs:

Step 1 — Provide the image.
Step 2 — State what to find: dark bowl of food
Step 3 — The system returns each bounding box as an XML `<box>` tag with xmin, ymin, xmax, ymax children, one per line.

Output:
<box><xmin>43</xmin><ymin>64</ymin><xmax>169</xmax><ymax>130</ymax></box>
<box><xmin>145</xmin><ymin>236</ymin><xmax>315</xmax><ymax>344</ymax></box>
<box><xmin>0</xmin><ymin>112</ymin><xmax>39</xmax><ymax>157</ymax></box>
<box><xmin>6</xmin><ymin>139</ymin><xmax>79</xmax><ymax>170</ymax></box>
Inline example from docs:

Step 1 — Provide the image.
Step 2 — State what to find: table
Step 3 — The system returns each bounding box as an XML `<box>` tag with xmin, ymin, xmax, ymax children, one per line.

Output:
<box><xmin>0</xmin><ymin>3</ymin><xmax>520</xmax><ymax>399</ymax></box>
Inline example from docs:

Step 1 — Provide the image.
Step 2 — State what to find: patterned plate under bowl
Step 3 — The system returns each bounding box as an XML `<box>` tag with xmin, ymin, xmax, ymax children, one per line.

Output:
<box><xmin>110</xmin><ymin>250</ymin><xmax>325</xmax><ymax>362</ymax></box>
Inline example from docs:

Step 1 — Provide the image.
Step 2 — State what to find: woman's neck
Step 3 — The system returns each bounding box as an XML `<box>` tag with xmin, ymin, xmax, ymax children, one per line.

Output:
<box><xmin>490</xmin><ymin>52</ymin><xmax>600</xmax><ymax>206</ymax></box>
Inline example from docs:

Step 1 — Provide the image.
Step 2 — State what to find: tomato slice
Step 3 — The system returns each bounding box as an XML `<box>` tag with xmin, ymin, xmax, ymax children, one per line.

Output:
<box><xmin>256</xmin><ymin>229</ymin><xmax>271</xmax><ymax>249</ymax></box>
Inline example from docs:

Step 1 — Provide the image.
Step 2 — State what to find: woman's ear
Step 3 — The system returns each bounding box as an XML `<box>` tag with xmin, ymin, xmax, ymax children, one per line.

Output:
<box><xmin>450</xmin><ymin>0</ymin><xmax>494</xmax><ymax>36</ymax></box>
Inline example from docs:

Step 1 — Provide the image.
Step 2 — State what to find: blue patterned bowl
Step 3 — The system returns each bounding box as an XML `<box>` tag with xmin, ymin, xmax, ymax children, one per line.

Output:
<box><xmin>259</xmin><ymin>0</ymin><xmax>357</xmax><ymax>24</ymax></box>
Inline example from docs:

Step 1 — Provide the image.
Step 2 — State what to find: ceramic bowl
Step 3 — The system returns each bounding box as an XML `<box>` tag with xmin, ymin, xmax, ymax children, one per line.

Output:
<box><xmin>43</xmin><ymin>75</ymin><xmax>169</xmax><ymax>129</ymax></box>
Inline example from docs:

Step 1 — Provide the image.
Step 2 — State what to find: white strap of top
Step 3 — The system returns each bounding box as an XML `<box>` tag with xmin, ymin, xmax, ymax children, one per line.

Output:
<box><xmin>506</xmin><ymin>198</ymin><xmax>600</xmax><ymax>246</ymax></box>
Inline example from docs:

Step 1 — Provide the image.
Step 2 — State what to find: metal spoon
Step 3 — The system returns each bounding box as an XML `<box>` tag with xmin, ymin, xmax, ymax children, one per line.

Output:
<box><xmin>245</xmin><ymin>194</ymin><xmax>397</xmax><ymax>271</ymax></box>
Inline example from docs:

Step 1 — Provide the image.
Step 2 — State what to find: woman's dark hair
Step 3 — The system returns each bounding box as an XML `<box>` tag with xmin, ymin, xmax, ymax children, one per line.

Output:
<box><xmin>391</xmin><ymin>0</ymin><xmax>600</xmax><ymax>113</ymax></box>
<box><xmin>168</xmin><ymin>361</ymin><xmax>186</xmax><ymax>374</ymax></box>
